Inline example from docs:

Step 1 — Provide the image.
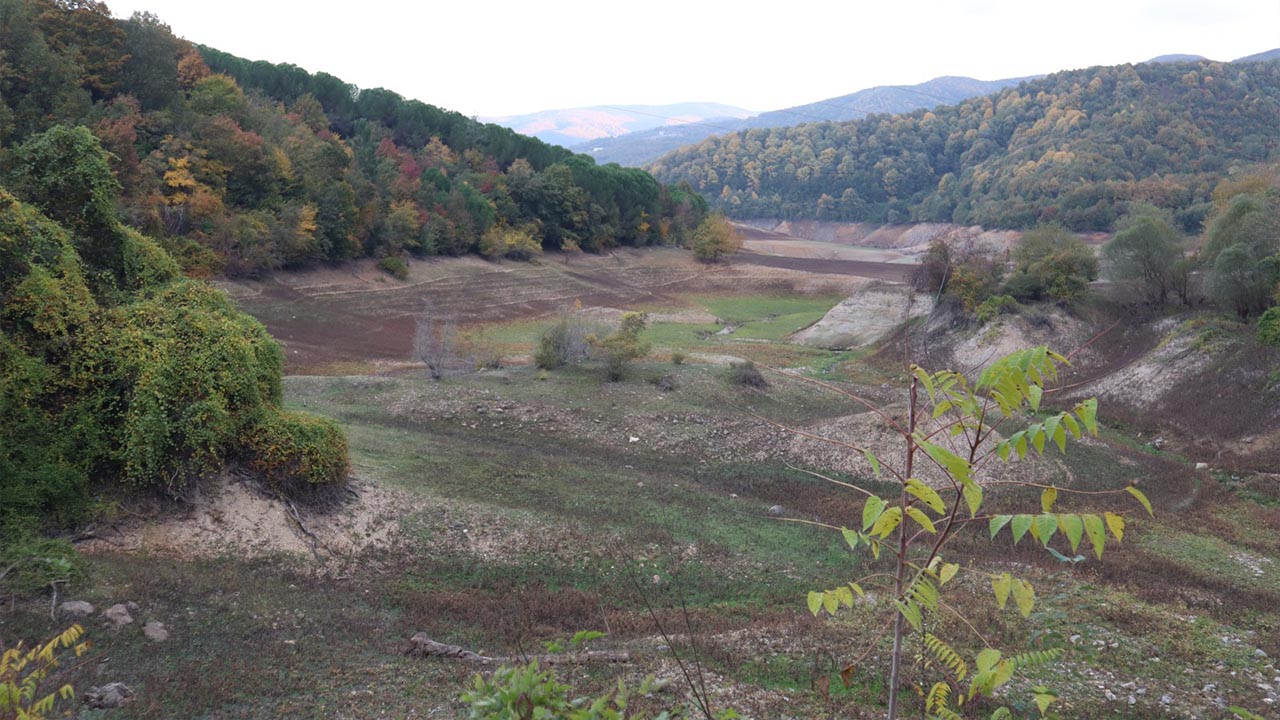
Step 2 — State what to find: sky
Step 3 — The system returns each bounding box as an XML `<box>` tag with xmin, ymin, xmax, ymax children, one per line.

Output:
<box><xmin>110</xmin><ymin>0</ymin><xmax>1280</xmax><ymax>118</ymax></box>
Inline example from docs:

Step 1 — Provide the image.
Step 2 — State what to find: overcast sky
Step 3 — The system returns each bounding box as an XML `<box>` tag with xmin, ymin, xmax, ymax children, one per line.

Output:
<box><xmin>110</xmin><ymin>0</ymin><xmax>1280</xmax><ymax>118</ymax></box>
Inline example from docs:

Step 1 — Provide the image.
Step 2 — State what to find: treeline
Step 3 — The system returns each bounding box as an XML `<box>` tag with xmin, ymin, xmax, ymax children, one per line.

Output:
<box><xmin>2</xmin><ymin>125</ymin><xmax>348</xmax><ymax>577</ymax></box>
<box><xmin>914</xmin><ymin>167</ymin><xmax>1280</xmax><ymax>329</ymax></box>
<box><xmin>0</xmin><ymin>0</ymin><xmax>707</xmax><ymax>277</ymax></box>
<box><xmin>649</xmin><ymin>60</ymin><xmax>1280</xmax><ymax>233</ymax></box>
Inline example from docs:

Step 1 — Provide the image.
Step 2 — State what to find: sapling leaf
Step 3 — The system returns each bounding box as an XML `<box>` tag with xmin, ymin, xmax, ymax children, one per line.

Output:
<box><xmin>1082</xmin><ymin>514</ymin><xmax>1106</xmax><ymax>559</ymax></box>
<box><xmin>989</xmin><ymin>514</ymin><xmax>1013</xmax><ymax>539</ymax></box>
<box><xmin>1104</xmin><ymin>511</ymin><xmax>1125</xmax><ymax>541</ymax></box>
<box><xmin>1040</xmin><ymin>486</ymin><xmax>1058</xmax><ymax>513</ymax></box>
<box><xmin>1126</xmin><ymin>486</ymin><xmax>1153</xmax><ymax>516</ymax></box>
<box><xmin>906</xmin><ymin>478</ymin><xmax>946</xmax><ymax>514</ymax></box>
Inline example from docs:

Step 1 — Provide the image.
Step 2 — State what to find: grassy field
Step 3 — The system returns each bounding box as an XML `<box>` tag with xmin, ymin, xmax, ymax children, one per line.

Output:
<box><xmin>6</xmin><ymin>289</ymin><xmax>1280</xmax><ymax>719</ymax></box>
<box><xmin>469</xmin><ymin>292</ymin><xmax>845</xmax><ymax>369</ymax></box>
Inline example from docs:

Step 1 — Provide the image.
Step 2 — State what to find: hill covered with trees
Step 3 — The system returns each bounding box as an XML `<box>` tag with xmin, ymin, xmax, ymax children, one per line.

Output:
<box><xmin>0</xmin><ymin>0</ymin><xmax>707</xmax><ymax>278</ymax></box>
<box><xmin>648</xmin><ymin>59</ymin><xmax>1280</xmax><ymax>232</ymax></box>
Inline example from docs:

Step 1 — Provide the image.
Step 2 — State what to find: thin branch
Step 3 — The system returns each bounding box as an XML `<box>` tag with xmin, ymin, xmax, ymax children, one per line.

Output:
<box><xmin>784</xmin><ymin>462</ymin><xmax>878</xmax><ymax>499</ymax></box>
<box><xmin>981</xmin><ymin>479</ymin><xmax>1135</xmax><ymax>496</ymax></box>
<box><xmin>622</xmin><ymin>562</ymin><xmax>713</xmax><ymax>719</ymax></box>
<box><xmin>764</xmin><ymin>367</ymin><xmax>910</xmax><ymax>437</ymax></box>
<box><xmin>733</xmin><ymin>405</ymin><xmax>867</xmax><ymax>455</ymax></box>
<box><xmin>938</xmin><ymin>598</ymin><xmax>991</xmax><ymax>647</ymax></box>
<box><xmin>767</xmin><ymin>516</ymin><xmax>847</xmax><ymax>533</ymax></box>
<box><xmin>840</xmin><ymin>615</ymin><xmax>897</xmax><ymax>680</ymax></box>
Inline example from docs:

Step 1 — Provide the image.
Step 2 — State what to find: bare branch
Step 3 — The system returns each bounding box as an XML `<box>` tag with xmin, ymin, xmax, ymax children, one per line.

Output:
<box><xmin>784</xmin><ymin>462</ymin><xmax>879</xmax><ymax>499</ymax></box>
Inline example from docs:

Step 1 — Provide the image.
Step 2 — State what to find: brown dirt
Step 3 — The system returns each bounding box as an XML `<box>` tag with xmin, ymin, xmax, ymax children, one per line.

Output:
<box><xmin>221</xmin><ymin>247</ymin><xmax>904</xmax><ymax>373</ymax></box>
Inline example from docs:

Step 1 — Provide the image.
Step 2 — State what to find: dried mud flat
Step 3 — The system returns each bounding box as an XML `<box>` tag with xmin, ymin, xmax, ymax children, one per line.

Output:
<box><xmin>219</xmin><ymin>246</ymin><xmax>904</xmax><ymax>373</ymax></box>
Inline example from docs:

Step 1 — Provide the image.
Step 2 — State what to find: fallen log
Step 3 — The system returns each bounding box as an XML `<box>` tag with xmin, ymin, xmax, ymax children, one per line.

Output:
<box><xmin>406</xmin><ymin>633</ymin><xmax>631</xmax><ymax>665</ymax></box>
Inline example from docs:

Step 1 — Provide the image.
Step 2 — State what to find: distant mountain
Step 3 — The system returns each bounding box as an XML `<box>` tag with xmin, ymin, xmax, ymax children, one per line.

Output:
<box><xmin>649</xmin><ymin>58</ymin><xmax>1280</xmax><ymax>233</ymax></box>
<box><xmin>1147</xmin><ymin>53</ymin><xmax>1208</xmax><ymax>64</ymax></box>
<box><xmin>573</xmin><ymin>75</ymin><xmax>1035</xmax><ymax>166</ymax></box>
<box><xmin>1234</xmin><ymin>48</ymin><xmax>1280</xmax><ymax>63</ymax></box>
<box><xmin>481</xmin><ymin>103</ymin><xmax>755</xmax><ymax>147</ymax></box>
<box><xmin>741</xmin><ymin>76</ymin><xmax>1039</xmax><ymax>129</ymax></box>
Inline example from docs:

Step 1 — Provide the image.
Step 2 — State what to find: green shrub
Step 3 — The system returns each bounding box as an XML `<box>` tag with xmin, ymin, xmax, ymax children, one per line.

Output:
<box><xmin>93</xmin><ymin>281</ymin><xmax>286</xmax><ymax>488</ymax></box>
<box><xmin>1258</xmin><ymin>307</ymin><xmax>1280</xmax><ymax>347</ymax></box>
<box><xmin>461</xmin><ymin>661</ymin><xmax>689</xmax><ymax>719</ymax></box>
<box><xmin>244</xmin><ymin>409</ymin><xmax>349</xmax><ymax>490</ymax></box>
<box><xmin>975</xmin><ymin>294</ymin><xmax>1019</xmax><ymax>324</ymax></box>
<box><xmin>0</xmin><ymin>525</ymin><xmax>85</xmax><ymax>596</ymax></box>
<box><xmin>535</xmin><ymin>316</ymin><xmax>594</xmax><ymax>370</ymax></box>
<box><xmin>726</xmin><ymin>360</ymin><xmax>769</xmax><ymax>388</ymax></box>
<box><xmin>595</xmin><ymin>312</ymin><xmax>649</xmax><ymax>381</ymax></box>
<box><xmin>378</xmin><ymin>255</ymin><xmax>409</xmax><ymax>280</ymax></box>
<box><xmin>671</xmin><ymin>351</ymin><xmax>687</xmax><ymax>365</ymax></box>
<box><xmin>1</xmin><ymin>182</ymin><xmax>350</xmax><ymax>545</ymax></box>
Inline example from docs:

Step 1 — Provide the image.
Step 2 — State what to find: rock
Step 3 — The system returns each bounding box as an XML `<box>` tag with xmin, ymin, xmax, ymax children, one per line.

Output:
<box><xmin>1256</xmin><ymin>649</ymin><xmax>1269</xmax><ymax>658</ymax></box>
<box><xmin>142</xmin><ymin>621</ymin><xmax>169</xmax><ymax>642</ymax></box>
<box><xmin>1160</xmin><ymin>694</ymin><xmax>1173</xmax><ymax>705</ymax></box>
<box><xmin>1128</xmin><ymin>694</ymin><xmax>1136</xmax><ymax>705</ymax></box>
<box><xmin>125</xmin><ymin>601</ymin><xmax>140</xmax><ymax>613</ymax></box>
<box><xmin>767</xmin><ymin>505</ymin><xmax>785</xmax><ymax>516</ymax></box>
<box><xmin>103</xmin><ymin>604</ymin><xmax>134</xmax><ymax>628</ymax></box>
<box><xmin>1195</xmin><ymin>462</ymin><xmax>1209</xmax><ymax>470</ymax></box>
<box><xmin>1104</xmin><ymin>690</ymin><xmax>1116</xmax><ymax>701</ymax></box>
<box><xmin>84</xmin><ymin>683</ymin><xmax>134</xmax><ymax>709</ymax></box>
<box><xmin>59</xmin><ymin>600</ymin><xmax>95</xmax><ymax>618</ymax></box>
<box><xmin>1121</xmin><ymin>681</ymin><xmax>1137</xmax><ymax>690</ymax></box>
<box><xmin>1070</xmin><ymin>634</ymin><xmax>1081</xmax><ymax>644</ymax></box>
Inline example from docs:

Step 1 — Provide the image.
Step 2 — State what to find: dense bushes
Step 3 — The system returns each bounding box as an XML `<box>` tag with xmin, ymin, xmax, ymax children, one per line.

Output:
<box><xmin>1258</xmin><ymin>307</ymin><xmax>1280</xmax><ymax>347</ymax></box>
<box><xmin>534</xmin><ymin>316</ymin><xmax>596</xmax><ymax>370</ymax></box>
<box><xmin>0</xmin><ymin>129</ymin><xmax>349</xmax><ymax>559</ymax></box>
<box><xmin>244</xmin><ymin>410</ymin><xmax>350</xmax><ymax>489</ymax></box>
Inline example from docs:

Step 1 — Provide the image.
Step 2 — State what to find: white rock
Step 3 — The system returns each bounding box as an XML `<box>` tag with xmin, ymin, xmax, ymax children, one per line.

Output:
<box><xmin>59</xmin><ymin>600</ymin><xmax>95</xmax><ymax>618</ymax></box>
<box><xmin>142</xmin><ymin>621</ymin><xmax>168</xmax><ymax>642</ymax></box>
<box><xmin>104</xmin><ymin>604</ymin><xmax>134</xmax><ymax>628</ymax></box>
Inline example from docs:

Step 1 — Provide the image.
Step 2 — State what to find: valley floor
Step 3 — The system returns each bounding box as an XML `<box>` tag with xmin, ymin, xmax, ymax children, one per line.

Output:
<box><xmin>6</xmin><ymin>246</ymin><xmax>1280</xmax><ymax>719</ymax></box>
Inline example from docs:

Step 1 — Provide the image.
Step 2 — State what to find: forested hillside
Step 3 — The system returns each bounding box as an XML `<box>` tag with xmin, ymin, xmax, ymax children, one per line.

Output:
<box><xmin>0</xmin><ymin>0</ymin><xmax>706</xmax><ymax>278</ymax></box>
<box><xmin>649</xmin><ymin>60</ymin><xmax>1280</xmax><ymax>231</ymax></box>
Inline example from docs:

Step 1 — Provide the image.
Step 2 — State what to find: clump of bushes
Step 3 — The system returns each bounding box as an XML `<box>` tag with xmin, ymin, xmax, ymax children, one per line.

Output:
<box><xmin>534</xmin><ymin>316</ymin><xmax>595</xmax><ymax>370</ymax></box>
<box><xmin>244</xmin><ymin>410</ymin><xmax>350</xmax><ymax>490</ymax></box>
<box><xmin>1258</xmin><ymin>307</ymin><xmax>1280</xmax><ymax>347</ymax></box>
<box><xmin>726</xmin><ymin>360</ymin><xmax>769</xmax><ymax>388</ymax></box>
<box><xmin>378</xmin><ymin>255</ymin><xmax>409</xmax><ymax>280</ymax></box>
<box><xmin>671</xmin><ymin>351</ymin><xmax>687</xmax><ymax>365</ymax></box>
<box><xmin>975</xmin><ymin>295</ymin><xmax>1019</xmax><ymax>325</ymax></box>
<box><xmin>595</xmin><ymin>312</ymin><xmax>650</xmax><ymax>381</ymax></box>
<box><xmin>0</xmin><ymin>131</ymin><xmax>351</xmax><ymax>573</ymax></box>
